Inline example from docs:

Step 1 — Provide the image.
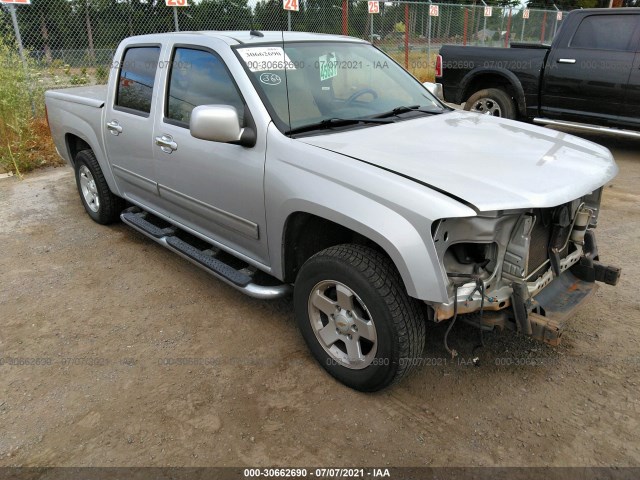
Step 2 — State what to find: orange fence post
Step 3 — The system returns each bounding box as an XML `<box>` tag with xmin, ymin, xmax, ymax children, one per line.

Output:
<box><xmin>463</xmin><ymin>9</ymin><xmax>468</xmax><ymax>46</ymax></box>
<box><xmin>504</xmin><ymin>8</ymin><xmax>512</xmax><ymax>47</ymax></box>
<box><xmin>540</xmin><ymin>11</ymin><xmax>547</xmax><ymax>43</ymax></box>
<box><xmin>342</xmin><ymin>0</ymin><xmax>348</xmax><ymax>36</ymax></box>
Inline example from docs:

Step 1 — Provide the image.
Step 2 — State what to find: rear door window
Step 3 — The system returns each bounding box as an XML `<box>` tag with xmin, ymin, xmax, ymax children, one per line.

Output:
<box><xmin>115</xmin><ymin>46</ymin><xmax>161</xmax><ymax>115</ymax></box>
<box><xmin>570</xmin><ymin>15</ymin><xmax>639</xmax><ymax>52</ymax></box>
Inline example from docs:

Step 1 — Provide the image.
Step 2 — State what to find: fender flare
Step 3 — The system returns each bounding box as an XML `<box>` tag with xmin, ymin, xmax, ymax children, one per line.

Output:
<box><xmin>62</xmin><ymin>124</ymin><xmax>120</xmax><ymax>196</ymax></box>
<box><xmin>459</xmin><ymin>67</ymin><xmax>527</xmax><ymax>117</ymax></box>
<box><xmin>272</xmin><ymin>197</ymin><xmax>453</xmax><ymax>304</ymax></box>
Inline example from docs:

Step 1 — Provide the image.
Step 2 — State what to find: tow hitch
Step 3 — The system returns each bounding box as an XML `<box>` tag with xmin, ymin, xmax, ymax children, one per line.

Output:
<box><xmin>572</xmin><ymin>258</ymin><xmax>621</xmax><ymax>286</ymax></box>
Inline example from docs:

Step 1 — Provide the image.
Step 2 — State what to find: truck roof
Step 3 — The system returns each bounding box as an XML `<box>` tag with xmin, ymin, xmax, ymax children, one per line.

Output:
<box><xmin>567</xmin><ymin>7</ymin><xmax>640</xmax><ymax>17</ymax></box>
<box><xmin>123</xmin><ymin>30</ymin><xmax>368</xmax><ymax>46</ymax></box>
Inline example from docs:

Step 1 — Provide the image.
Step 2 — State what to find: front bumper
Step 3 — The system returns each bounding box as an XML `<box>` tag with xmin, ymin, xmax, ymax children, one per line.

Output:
<box><xmin>433</xmin><ymin>245</ymin><xmax>586</xmax><ymax>322</ymax></box>
<box><xmin>431</xmin><ymin>241</ymin><xmax>621</xmax><ymax>346</ymax></box>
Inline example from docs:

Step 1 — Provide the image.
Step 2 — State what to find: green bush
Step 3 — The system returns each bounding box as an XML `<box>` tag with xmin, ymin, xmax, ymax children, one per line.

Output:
<box><xmin>0</xmin><ymin>38</ymin><xmax>59</xmax><ymax>175</ymax></box>
<box><xmin>95</xmin><ymin>65</ymin><xmax>108</xmax><ymax>84</ymax></box>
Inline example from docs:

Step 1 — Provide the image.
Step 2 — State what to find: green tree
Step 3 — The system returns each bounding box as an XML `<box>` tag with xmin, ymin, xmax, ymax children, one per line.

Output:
<box><xmin>15</xmin><ymin>0</ymin><xmax>74</xmax><ymax>63</ymax></box>
<box><xmin>187</xmin><ymin>0</ymin><xmax>252</xmax><ymax>31</ymax></box>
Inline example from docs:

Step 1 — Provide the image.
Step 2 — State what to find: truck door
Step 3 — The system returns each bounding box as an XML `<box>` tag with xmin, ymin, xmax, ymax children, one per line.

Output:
<box><xmin>541</xmin><ymin>13</ymin><xmax>639</xmax><ymax>126</ymax></box>
<box><xmin>151</xmin><ymin>44</ymin><xmax>269</xmax><ymax>266</ymax></box>
<box><xmin>104</xmin><ymin>45</ymin><xmax>162</xmax><ymax>208</ymax></box>
<box><xmin>620</xmin><ymin>22</ymin><xmax>640</xmax><ymax>129</ymax></box>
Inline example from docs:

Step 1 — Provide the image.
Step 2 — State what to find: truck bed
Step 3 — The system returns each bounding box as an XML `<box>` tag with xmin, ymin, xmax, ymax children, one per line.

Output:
<box><xmin>45</xmin><ymin>84</ymin><xmax>107</xmax><ymax>109</ymax></box>
<box><xmin>45</xmin><ymin>84</ymin><xmax>109</xmax><ymax>169</ymax></box>
<box><xmin>439</xmin><ymin>44</ymin><xmax>550</xmax><ymax>117</ymax></box>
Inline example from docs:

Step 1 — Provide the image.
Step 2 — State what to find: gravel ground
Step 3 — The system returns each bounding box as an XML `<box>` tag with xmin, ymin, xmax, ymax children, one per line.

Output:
<box><xmin>0</xmin><ymin>131</ymin><xmax>638</xmax><ymax>468</ymax></box>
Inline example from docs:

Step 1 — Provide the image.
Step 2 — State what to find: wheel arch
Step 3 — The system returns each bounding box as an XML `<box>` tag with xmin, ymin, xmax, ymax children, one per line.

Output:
<box><xmin>276</xmin><ymin>203</ymin><xmax>449</xmax><ymax>303</ymax></box>
<box><xmin>460</xmin><ymin>68</ymin><xmax>526</xmax><ymax>117</ymax></box>
<box><xmin>282</xmin><ymin>212</ymin><xmax>385</xmax><ymax>282</ymax></box>
<box><xmin>64</xmin><ymin>131</ymin><xmax>120</xmax><ymax>196</ymax></box>
<box><xmin>65</xmin><ymin>133</ymin><xmax>92</xmax><ymax>168</ymax></box>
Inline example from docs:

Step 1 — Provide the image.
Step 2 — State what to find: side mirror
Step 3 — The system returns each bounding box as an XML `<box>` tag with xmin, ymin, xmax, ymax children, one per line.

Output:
<box><xmin>422</xmin><ymin>82</ymin><xmax>444</xmax><ymax>101</ymax></box>
<box><xmin>190</xmin><ymin>105</ymin><xmax>255</xmax><ymax>147</ymax></box>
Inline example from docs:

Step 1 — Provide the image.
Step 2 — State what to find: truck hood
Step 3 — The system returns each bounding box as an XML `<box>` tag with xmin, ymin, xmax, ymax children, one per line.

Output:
<box><xmin>299</xmin><ymin>111</ymin><xmax>618</xmax><ymax>212</ymax></box>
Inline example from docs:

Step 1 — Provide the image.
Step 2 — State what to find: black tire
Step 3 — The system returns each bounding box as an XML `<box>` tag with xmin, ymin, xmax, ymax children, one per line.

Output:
<box><xmin>74</xmin><ymin>149</ymin><xmax>124</xmax><ymax>225</ymax></box>
<box><xmin>294</xmin><ymin>244</ymin><xmax>426</xmax><ymax>392</ymax></box>
<box><xmin>464</xmin><ymin>87</ymin><xmax>517</xmax><ymax>119</ymax></box>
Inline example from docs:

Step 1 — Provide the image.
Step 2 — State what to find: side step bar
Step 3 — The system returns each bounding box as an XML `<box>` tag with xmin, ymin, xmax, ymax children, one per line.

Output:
<box><xmin>165</xmin><ymin>236</ymin><xmax>251</xmax><ymax>287</ymax></box>
<box><xmin>121</xmin><ymin>209</ymin><xmax>291</xmax><ymax>300</ymax></box>
<box><xmin>533</xmin><ymin>118</ymin><xmax>640</xmax><ymax>139</ymax></box>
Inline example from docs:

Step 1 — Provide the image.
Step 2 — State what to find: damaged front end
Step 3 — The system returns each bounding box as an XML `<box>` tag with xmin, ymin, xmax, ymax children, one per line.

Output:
<box><xmin>429</xmin><ymin>187</ymin><xmax>620</xmax><ymax>346</ymax></box>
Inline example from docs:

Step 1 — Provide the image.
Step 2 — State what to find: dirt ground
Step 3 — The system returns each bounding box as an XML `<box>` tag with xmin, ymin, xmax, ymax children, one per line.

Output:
<box><xmin>0</xmin><ymin>131</ymin><xmax>638</xmax><ymax>469</ymax></box>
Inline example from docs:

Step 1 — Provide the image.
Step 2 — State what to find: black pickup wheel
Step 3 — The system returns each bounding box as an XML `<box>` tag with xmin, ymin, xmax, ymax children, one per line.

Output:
<box><xmin>464</xmin><ymin>88</ymin><xmax>516</xmax><ymax>119</ymax></box>
<box><xmin>74</xmin><ymin>149</ymin><xmax>124</xmax><ymax>225</ymax></box>
<box><xmin>294</xmin><ymin>244</ymin><xmax>426</xmax><ymax>391</ymax></box>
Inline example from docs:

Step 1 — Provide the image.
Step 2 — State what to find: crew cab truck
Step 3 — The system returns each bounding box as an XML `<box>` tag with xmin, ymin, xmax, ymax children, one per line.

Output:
<box><xmin>46</xmin><ymin>31</ymin><xmax>620</xmax><ymax>391</ymax></box>
<box><xmin>439</xmin><ymin>8</ymin><xmax>640</xmax><ymax>137</ymax></box>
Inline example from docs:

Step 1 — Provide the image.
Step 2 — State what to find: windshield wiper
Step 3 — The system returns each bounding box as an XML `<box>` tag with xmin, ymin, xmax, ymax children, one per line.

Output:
<box><xmin>288</xmin><ymin>117</ymin><xmax>393</xmax><ymax>136</ymax></box>
<box><xmin>373</xmin><ymin>105</ymin><xmax>444</xmax><ymax>119</ymax></box>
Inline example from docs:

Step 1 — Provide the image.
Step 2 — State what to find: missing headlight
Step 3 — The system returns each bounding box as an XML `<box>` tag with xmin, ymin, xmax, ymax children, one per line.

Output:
<box><xmin>444</xmin><ymin>242</ymin><xmax>498</xmax><ymax>276</ymax></box>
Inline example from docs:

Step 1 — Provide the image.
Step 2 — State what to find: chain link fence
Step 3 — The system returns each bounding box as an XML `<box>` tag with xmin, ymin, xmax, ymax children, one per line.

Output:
<box><xmin>0</xmin><ymin>0</ymin><xmax>567</xmax><ymax>173</ymax></box>
<box><xmin>0</xmin><ymin>0</ymin><xmax>565</xmax><ymax>92</ymax></box>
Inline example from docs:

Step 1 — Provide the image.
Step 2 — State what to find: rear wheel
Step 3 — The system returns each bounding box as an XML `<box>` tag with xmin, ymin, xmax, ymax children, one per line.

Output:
<box><xmin>74</xmin><ymin>149</ymin><xmax>124</xmax><ymax>224</ymax></box>
<box><xmin>294</xmin><ymin>244</ymin><xmax>426</xmax><ymax>391</ymax></box>
<box><xmin>464</xmin><ymin>87</ymin><xmax>516</xmax><ymax>119</ymax></box>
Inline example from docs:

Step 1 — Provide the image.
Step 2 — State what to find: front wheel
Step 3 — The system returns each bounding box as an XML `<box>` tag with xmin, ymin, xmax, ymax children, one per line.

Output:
<box><xmin>464</xmin><ymin>87</ymin><xmax>516</xmax><ymax>119</ymax></box>
<box><xmin>294</xmin><ymin>244</ymin><xmax>426</xmax><ymax>391</ymax></box>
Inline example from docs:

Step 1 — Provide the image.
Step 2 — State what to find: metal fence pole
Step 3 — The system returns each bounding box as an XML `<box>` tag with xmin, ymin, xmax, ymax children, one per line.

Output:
<box><xmin>481</xmin><ymin>0</ymin><xmax>487</xmax><ymax>46</ymax></box>
<box><xmin>8</xmin><ymin>4</ymin><xmax>36</xmax><ymax>116</ymax></box>
<box><xmin>173</xmin><ymin>7</ymin><xmax>180</xmax><ymax>32</ymax></box>
<box><xmin>370</xmin><ymin>13</ymin><xmax>373</xmax><ymax>43</ymax></box>
<box><xmin>521</xmin><ymin>12</ymin><xmax>526</xmax><ymax>42</ymax></box>
<box><xmin>404</xmin><ymin>2</ymin><xmax>409</xmax><ymax>69</ymax></box>
<box><xmin>552</xmin><ymin>4</ymin><xmax>559</xmax><ymax>38</ymax></box>
<box><xmin>288</xmin><ymin>10</ymin><xmax>291</xmax><ymax>31</ymax></box>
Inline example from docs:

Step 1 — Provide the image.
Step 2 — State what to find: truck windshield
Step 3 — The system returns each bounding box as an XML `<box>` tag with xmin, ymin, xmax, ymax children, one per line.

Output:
<box><xmin>236</xmin><ymin>42</ymin><xmax>444</xmax><ymax>134</ymax></box>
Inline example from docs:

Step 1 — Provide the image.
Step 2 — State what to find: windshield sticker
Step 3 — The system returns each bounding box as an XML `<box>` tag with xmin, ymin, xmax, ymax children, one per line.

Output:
<box><xmin>319</xmin><ymin>53</ymin><xmax>338</xmax><ymax>81</ymax></box>
<box><xmin>238</xmin><ymin>47</ymin><xmax>296</xmax><ymax>72</ymax></box>
<box><xmin>259</xmin><ymin>72</ymin><xmax>282</xmax><ymax>86</ymax></box>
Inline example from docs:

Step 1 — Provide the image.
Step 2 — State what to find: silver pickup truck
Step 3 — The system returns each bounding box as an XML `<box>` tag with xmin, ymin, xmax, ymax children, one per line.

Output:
<box><xmin>45</xmin><ymin>31</ymin><xmax>620</xmax><ymax>391</ymax></box>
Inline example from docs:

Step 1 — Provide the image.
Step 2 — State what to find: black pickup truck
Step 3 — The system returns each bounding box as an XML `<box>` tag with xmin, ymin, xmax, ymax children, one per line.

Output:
<box><xmin>438</xmin><ymin>8</ymin><xmax>640</xmax><ymax>137</ymax></box>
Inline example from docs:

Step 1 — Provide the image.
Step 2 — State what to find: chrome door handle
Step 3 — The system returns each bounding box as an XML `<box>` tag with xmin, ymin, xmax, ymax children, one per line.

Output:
<box><xmin>557</xmin><ymin>58</ymin><xmax>576</xmax><ymax>64</ymax></box>
<box><xmin>155</xmin><ymin>135</ymin><xmax>178</xmax><ymax>154</ymax></box>
<box><xmin>106</xmin><ymin>120</ymin><xmax>122</xmax><ymax>135</ymax></box>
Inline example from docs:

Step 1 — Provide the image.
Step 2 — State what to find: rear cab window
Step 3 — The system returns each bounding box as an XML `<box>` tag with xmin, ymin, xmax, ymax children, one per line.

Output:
<box><xmin>570</xmin><ymin>15</ymin><xmax>639</xmax><ymax>51</ymax></box>
<box><xmin>115</xmin><ymin>46</ymin><xmax>161</xmax><ymax>116</ymax></box>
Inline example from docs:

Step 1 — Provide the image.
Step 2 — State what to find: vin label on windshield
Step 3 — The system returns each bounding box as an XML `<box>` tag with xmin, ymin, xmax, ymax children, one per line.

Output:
<box><xmin>319</xmin><ymin>53</ymin><xmax>338</xmax><ymax>81</ymax></box>
<box><xmin>238</xmin><ymin>47</ymin><xmax>297</xmax><ymax>72</ymax></box>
